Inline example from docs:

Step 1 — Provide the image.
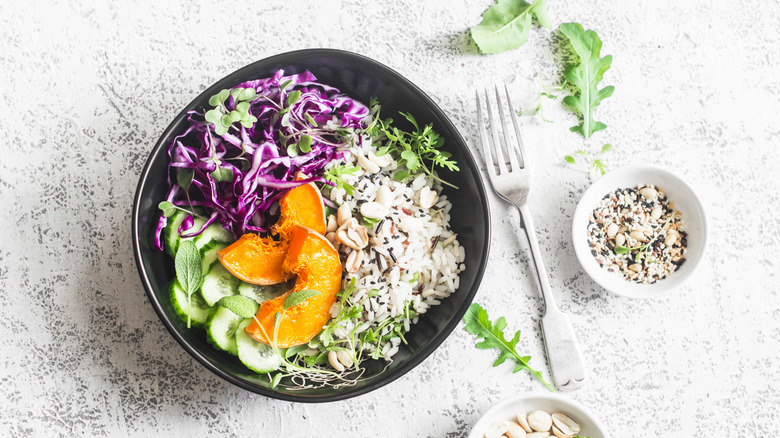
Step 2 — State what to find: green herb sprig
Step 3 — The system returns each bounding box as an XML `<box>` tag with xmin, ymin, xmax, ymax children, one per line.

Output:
<box><xmin>559</xmin><ymin>23</ymin><xmax>615</xmax><ymax>138</ymax></box>
<box><xmin>323</xmin><ymin>163</ymin><xmax>360</xmax><ymax>196</ymax></box>
<box><xmin>205</xmin><ymin>88</ymin><xmax>258</xmax><ymax>136</ymax></box>
<box><xmin>565</xmin><ymin>144</ymin><xmax>612</xmax><ymax>176</ymax></box>
<box><xmin>463</xmin><ymin>303</ymin><xmax>555</xmax><ymax>391</ymax></box>
<box><xmin>368</xmin><ymin>104</ymin><xmax>459</xmax><ymax>189</ymax></box>
<box><xmin>174</xmin><ymin>240</ymin><xmax>203</xmax><ymax>328</ymax></box>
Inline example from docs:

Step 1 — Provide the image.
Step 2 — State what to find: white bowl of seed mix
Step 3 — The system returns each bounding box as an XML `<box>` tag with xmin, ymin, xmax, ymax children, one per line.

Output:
<box><xmin>572</xmin><ymin>165</ymin><xmax>708</xmax><ymax>298</ymax></box>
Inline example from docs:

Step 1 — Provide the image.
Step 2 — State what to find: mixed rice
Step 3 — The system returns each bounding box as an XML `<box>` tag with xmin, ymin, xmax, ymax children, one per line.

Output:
<box><xmin>311</xmin><ymin>141</ymin><xmax>465</xmax><ymax>363</ymax></box>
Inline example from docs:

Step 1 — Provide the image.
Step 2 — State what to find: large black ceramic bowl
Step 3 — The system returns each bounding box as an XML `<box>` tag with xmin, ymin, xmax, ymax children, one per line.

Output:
<box><xmin>132</xmin><ymin>49</ymin><xmax>490</xmax><ymax>402</ymax></box>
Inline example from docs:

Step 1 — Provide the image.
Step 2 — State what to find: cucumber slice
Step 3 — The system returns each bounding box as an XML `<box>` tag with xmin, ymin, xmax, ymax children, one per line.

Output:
<box><xmin>163</xmin><ymin>211</ymin><xmax>206</xmax><ymax>256</ymax></box>
<box><xmin>235</xmin><ymin>319</ymin><xmax>282</xmax><ymax>373</ymax></box>
<box><xmin>201</xmin><ymin>242</ymin><xmax>228</xmax><ymax>275</ymax></box>
<box><xmin>163</xmin><ymin>211</ymin><xmax>188</xmax><ymax>256</ymax></box>
<box><xmin>238</xmin><ymin>281</ymin><xmax>290</xmax><ymax>304</ymax></box>
<box><xmin>200</xmin><ymin>264</ymin><xmax>239</xmax><ymax>307</ymax></box>
<box><xmin>169</xmin><ymin>279</ymin><xmax>212</xmax><ymax>328</ymax></box>
<box><xmin>194</xmin><ymin>223</ymin><xmax>233</xmax><ymax>250</ymax></box>
<box><xmin>206</xmin><ymin>306</ymin><xmax>242</xmax><ymax>355</ymax></box>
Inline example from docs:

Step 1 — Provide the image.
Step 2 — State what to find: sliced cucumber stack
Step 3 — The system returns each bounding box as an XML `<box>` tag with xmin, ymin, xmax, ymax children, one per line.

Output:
<box><xmin>206</xmin><ymin>307</ymin><xmax>242</xmax><ymax>355</ymax></box>
<box><xmin>238</xmin><ymin>281</ymin><xmax>289</xmax><ymax>304</ymax></box>
<box><xmin>169</xmin><ymin>279</ymin><xmax>213</xmax><ymax>328</ymax></box>
<box><xmin>201</xmin><ymin>241</ymin><xmax>228</xmax><ymax>275</ymax></box>
<box><xmin>235</xmin><ymin>319</ymin><xmax>282</xmax><ymax>373</ymax></box>
<box><xmin>200</xmin><ymin>264</ymin><xmax>239</xmax><ymax>307</ymax></box>
<box><xmin>164</xmin><ymin>211</ymin><xmax>206</xmax><ymax>256</ymax></box>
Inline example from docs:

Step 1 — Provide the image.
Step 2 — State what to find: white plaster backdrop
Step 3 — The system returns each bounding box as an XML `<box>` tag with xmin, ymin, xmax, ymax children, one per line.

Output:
<box><xmin>1</xmin><ymin>0</ymin><xmax>778</xmax><ymax>436</ymax></box>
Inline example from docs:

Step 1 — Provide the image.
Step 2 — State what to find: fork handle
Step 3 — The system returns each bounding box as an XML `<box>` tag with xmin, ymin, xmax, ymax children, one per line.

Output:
<box><xmin>517</xmin><ymin>205</ymin><xmax>588</xmax><ymax>390</ymax></box>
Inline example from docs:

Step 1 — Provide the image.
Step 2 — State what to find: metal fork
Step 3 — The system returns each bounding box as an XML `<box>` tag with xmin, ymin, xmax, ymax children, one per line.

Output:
<box><xmin>476</xmin><ymin>85</ymin><xmax>587</xmax><ymax>391</ymax></box>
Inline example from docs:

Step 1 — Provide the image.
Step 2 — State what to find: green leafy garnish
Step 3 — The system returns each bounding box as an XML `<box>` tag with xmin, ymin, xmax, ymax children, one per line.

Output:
<box><xmin>470</xmin><ymin>0</ymin><xmax>551</xmax><ymax>54</ymax></box>
<box><xmin>158</xmin><ymin>201</ymin><xmax>176</xmax><ymax>218</ymax></box>
<box><xmin>216</xmin><ymin>295</ymin><xmax>260</xmax><ymax>318</ymax></box>
<box><xmin>565</xmin><ymin>144</ymin><xmax>612</xmax><ymax>176</ymax></box>
<box><xmin>463</xmin><ymin>303</ymin><xmax>555</xmax><ymax>391</ymax></box>
<box><xmin>559</xmin><ymin>23</ymin><xmax>615</xmax><ymax>138</ymax></box>
<box><xmin>368</xmin><ymin>105</ymin><xmax>459</xmax><ymax>189</ymax></box>
<box><xmin>174</xmin><ymin>240</ymin><xmax>203</xmax><ymax>328</ymax></box>
<box><xmin>205</xmin><ymin>87</ymin><xmax>259</xmax><ymax>136</ymax></box>
<box><xmin>283</xmin><ymin>289</ymin><xmax>321</xmax><ymax>310</ymax></box>
<box><xmin>177</xmin><ymin>169</ymin><xmax>194</xmax><ymax>191</ymax></box>
<box><xmin>211</xmin><ymin>165</ymin><xmax>234</xmax><ymax>183</ymax></box>
<box><xmin>323</xmin><ymin>163</ymin><xmax>360</xmax><ymax>195</ymax></box>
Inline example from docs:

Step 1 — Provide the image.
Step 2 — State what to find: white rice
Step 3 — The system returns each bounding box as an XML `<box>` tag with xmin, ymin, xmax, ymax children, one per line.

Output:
<box><xmin>324</xmin><ymin>141</ymin><xmax>465</xmax><ymax>361</ymax></box>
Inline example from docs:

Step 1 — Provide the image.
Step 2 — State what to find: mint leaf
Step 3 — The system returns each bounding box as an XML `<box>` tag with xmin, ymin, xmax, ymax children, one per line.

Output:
<box><xmin>560</xmin><ymin>23</ymin><xmax>615</xmax><ymax>138</ymax></box>
<box><xmin>175</xmin><ymin>240</ymin><xmax>203</xmax><ymax>328</ymax></box>
<box><xmin>470</xmin><ymin>0</ymin><xmax>551</xmax><ymax>54</ymax></box>
<box><xmin>216</xmin><ymin>295</ymin><xmax>260</xmax><ymax>319</ymax></box>
<box><xmin>463</xmin><ymin>303</ymin><xmax>555</xmax><ymax>391</ymax></box>
<box><xmin>283</xmin><ymin>289</ymin><xmax>321</xmax><ymax>310</ymax></box>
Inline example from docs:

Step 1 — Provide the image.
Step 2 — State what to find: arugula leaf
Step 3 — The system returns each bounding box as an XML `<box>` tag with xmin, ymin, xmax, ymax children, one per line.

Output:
<box><xmin>283</xmin><ymin>289</ymin><xmax>321</xmax><ymax>310</ymax></box>
<box><xmin>463</xmin><ymin>303</ymin><xmax>555</xmax><ymax>391</ymax></box>
<box><xmin>174</xmin><ymin>240</ymin><xmax>203</xmax><ymax>328</ymax></box>
<box><xmin>559</xmin><ymin>23</ymin><xmax>615</xmax><ymax>138</ymax></box>
<box><xmin>216</xmin><ymin>295</ymin><xmax>260</xmax><ymax>319</ymax></box>
<box><xmin>470</xmin><ymin>0</ymin><xmax>551</xmax><ymax>54</ymax></box>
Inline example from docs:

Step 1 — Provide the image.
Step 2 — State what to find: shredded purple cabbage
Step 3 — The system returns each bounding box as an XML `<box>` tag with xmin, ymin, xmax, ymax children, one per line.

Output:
<box><xmin>153</xmin><ymin>69</ymin><xmax>369</xmax><ymax>251</ymax></box>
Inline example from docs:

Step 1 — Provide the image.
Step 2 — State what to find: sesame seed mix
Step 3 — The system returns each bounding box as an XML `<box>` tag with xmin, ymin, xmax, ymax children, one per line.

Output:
<box><xmin>587</xmin><ymin>184</ymin><xmax>687</xmax><ymax>284</ymax></box>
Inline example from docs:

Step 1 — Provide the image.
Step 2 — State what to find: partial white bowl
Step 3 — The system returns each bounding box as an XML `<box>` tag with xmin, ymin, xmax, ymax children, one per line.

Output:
<box><xmin>468</xmin><ymin>393</ymin><xmax>608</xmax><ymax>438</ymax></box>
<box><xmin>572</xmin><ymin>165</ymin><xmax>708</xmax><ymax>298</ymax></box>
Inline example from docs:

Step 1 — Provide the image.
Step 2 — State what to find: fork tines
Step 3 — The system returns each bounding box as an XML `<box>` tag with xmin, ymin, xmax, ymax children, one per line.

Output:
<box><xmin>476</xmin><ymin>85</ymin><xmax>527</xmax><ymax>175</ymax></box>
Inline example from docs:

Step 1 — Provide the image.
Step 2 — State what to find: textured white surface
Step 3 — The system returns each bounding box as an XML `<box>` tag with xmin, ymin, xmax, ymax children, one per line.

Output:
<box><xmin>1</xmin><ymin>1</ymin><xmax>779</xmax><ymax>436</ymax></box>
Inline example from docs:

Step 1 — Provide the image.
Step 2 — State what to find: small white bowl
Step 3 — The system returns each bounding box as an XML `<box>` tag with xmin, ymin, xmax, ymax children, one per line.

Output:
<box><xmin>468</xmin><ymin>393</ymin><xmax>608</xmax><ymax>438</ymax></box>
<box><xmin>572</xmin><ymin>165</ymin><xmax>708</xmax><ymax>298</ymax></box>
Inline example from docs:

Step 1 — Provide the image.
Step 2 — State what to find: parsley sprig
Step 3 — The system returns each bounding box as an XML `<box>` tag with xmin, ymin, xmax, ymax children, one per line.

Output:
<box><xmin>366</xmin><ymin>101</ymin><xmax>459</xmax><ymax>189</ymax></box>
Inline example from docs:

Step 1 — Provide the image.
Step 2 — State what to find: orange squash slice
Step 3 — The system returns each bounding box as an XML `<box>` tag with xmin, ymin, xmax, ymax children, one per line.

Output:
<box><xmin>245</xmin><ymin>225</ymin><xmax>342</xmax><ymax>348</ymax></box>
<box><xmin>217</xmin><ymin>180</ymin><xmax>326</xmax><ymax>285</ymax></box>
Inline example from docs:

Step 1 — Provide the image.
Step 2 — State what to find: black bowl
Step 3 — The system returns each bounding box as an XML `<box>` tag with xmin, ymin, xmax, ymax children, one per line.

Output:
<box><xmin>132</xmin><ymin>49</ymin><xmax>490</xmax><ymax>402</ymax></box>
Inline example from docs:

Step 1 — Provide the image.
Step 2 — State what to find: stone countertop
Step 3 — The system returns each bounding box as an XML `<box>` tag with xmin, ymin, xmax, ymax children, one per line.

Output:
<box><xmin>1</xmin><ymin>1</ymin><xmax>778</xmax><ymax>436</ymax></box>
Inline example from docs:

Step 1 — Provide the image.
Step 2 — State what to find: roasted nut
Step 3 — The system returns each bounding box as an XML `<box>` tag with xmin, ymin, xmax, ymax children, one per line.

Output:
<box><xmin>527</xmin><ymin>410</ymin><xmax>552</xmax><ymax>432</ymax></box>
<box><xmin>551</xmin><ymin>413</ymin><xmax>580</xmax><ymax>436</ymax></box>
<box><xmin>336</xmin><ymin>218</ymin><xmax>369</xmax><ymax>250</ymax></box>
<box><xmin>337</xmin><ymin>203</ymin><xmax>352</xmax><ymax>226</ymax></box>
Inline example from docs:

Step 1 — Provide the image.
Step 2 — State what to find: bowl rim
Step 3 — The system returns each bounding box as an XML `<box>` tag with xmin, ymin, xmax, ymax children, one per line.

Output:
<box><xmin>571</xmin><ymin>164</ymin><xmax>708</xmax><ymax>299</ymax></box>
<box><xmin>131</xmin><ymin>48</ymin><xmax>492</xmax><ymax>402</ymax></box>
<box><xmin>467</xmin><ymin>392</ymin><xmax>609</xmax><ymax>438</ymax></box>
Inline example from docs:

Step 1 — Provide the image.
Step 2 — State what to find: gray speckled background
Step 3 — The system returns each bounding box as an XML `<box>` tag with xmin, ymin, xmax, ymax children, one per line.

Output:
<box><xmin>1</xmin><ymin>0</ymin><xmax>779</xmax><ymax>436</ymax></box>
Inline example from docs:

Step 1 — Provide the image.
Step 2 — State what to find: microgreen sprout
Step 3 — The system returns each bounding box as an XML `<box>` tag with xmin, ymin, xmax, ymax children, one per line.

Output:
<box><xmin>205</xmin><ymin>87</ymin><xmax>259</xmax><ymax>136</ymax></box>
<box><xmin>565</xmin><ymin>143</ymin><xmax>612</xmax><ymax>176</ymax></box>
